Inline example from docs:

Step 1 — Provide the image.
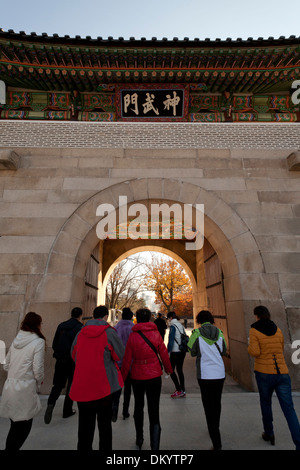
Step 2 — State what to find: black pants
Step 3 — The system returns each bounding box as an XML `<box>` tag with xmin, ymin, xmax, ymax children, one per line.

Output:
<box><xmin>198</xmin><ymin>378</ymin><xmax>225</xmax><ymax>450</ymax></box>
<box><xmin>112</xmin><ymin>375</ymin><xmax>132</xmax><ymax>417</ymax></box>
<box><xmin>131</xmin><ymin>376</ymin><xmax>161</xmax><ymax>440</ymax></box>
<box><xmin>48</xmin><ymin>358</ymin><xmax>75</xmax><ymax>415</ymax></box>
<box><xmin>77</xmin><ymin>395</ymin><xmax>112</xmax><ymax>451</ymax></box>
<box><xmin>170</xmin><ymin>352</ymin><xmax>186</xmax><ymax>392</ymax></box>
<box><xmin>5</xmin><ymin>419</ymin><xmax>33</xmax><ymax>450</ymax></box>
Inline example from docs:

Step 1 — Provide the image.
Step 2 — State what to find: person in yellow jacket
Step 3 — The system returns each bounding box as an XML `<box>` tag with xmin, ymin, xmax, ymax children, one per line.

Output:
<box><xmin>248</xmin><ymin>305</ymin><xmax>300</xmax><ymax>450</ymax></box>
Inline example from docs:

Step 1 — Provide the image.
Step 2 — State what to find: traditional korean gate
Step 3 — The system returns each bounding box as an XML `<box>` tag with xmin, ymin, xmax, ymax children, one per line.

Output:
<box><xmin>203</xmin><ymin>239</ymin><xmax>230</xmax><ymax>369</ymax></box>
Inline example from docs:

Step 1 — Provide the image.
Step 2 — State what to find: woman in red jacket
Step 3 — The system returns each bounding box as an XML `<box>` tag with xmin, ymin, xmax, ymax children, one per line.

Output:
<box><xmin>121</xmin><ymin>308</ymin><xmax>172</xmax><ymax>451</ymax></box>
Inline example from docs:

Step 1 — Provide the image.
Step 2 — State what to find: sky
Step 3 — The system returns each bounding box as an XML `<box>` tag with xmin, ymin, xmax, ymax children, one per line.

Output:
<box><xmin>1</xmin><ymin>0</ymin><xmax>300</xmax><ymax>41</ymax></box>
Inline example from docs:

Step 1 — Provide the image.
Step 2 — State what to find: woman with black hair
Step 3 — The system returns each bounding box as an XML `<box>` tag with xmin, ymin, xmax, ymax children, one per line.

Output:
<box><xmin>188</xmin><ymin>310</ymin><xmax>227</xmax><ymax>451</ymax></box>
<box><xmin>0</xmin><ymin>312</ymin><xmax>45</xmax><ymax>450</ymax></box>
<box><xmin>121</xmin><ymin>308</ymin><xmax>172</xmax><ymax>450</ymax></box>
<box><xmin>167</xmin><ymin>311</ymin><xmax>187</xmax><ymax>398</ymax></box>
<box><xmin>248</xmin><ymin>305</ymin><xmax>300</xmax><ymax>450</ymax></box>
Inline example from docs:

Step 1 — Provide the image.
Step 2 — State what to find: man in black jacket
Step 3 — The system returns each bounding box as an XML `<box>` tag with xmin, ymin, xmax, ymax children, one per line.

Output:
<box><xmin>44</xmin><ymin>307</ymin><xmax>83</xmax><ymax>424</ymax></box>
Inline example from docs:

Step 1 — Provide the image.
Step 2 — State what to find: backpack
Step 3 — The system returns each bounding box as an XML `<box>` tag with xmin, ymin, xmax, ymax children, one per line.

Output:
<box><xmin>173</xmin><ymin>324</ymin><xmax>189</xmax><ymax>353</ymax></box>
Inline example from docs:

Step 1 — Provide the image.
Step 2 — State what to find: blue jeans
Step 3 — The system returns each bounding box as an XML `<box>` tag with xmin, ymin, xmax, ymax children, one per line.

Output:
<box><xmin>255</xmin><ymin>371</ymin><xmax>300</xmax><ymax>450</ymax></box>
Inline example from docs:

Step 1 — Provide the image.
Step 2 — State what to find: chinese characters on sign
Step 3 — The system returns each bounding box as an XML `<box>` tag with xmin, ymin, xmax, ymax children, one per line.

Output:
<box><xmin>121</xmin><ymin>89</ymin><xmax>184</xmax><ymax>118</ymax></box>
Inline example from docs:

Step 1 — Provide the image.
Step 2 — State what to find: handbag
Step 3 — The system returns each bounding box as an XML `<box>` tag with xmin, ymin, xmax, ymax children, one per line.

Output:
<box><xmin>136</xmin><ymin>331</ymin><xmax>163</xmax><ymax>370</ymax></box>
<box><xmin>173</xmin><ymin>324</ymin><xmax>189</xmax><ymax>352</ymax></box>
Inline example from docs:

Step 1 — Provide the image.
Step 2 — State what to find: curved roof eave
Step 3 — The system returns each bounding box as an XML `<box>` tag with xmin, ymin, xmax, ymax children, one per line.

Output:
<box><xmin>1</xmin><ymin>28</ymin><xmax>300</xmax><ymax>48</ymax></box>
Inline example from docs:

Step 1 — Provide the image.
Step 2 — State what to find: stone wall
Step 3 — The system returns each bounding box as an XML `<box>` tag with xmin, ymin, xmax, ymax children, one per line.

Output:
<box><xmin>0</xmin><ymin>121</ymin><xmax>299</xmax><ymax>391</ymax></box>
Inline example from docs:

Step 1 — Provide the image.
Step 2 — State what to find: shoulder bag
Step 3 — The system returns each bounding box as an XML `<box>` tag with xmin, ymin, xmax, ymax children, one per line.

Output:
<box><xmin>136</xmin><ymin>331</ymin><xmax>163</xmax><ymax>370</ymax></box>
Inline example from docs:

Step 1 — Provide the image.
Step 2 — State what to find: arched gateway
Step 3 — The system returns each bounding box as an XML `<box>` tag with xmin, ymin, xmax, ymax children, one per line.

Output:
<box><xmin>0</xmin><ymin>31</ymin><xmax>299</xmax><ymax>393</ymax></box>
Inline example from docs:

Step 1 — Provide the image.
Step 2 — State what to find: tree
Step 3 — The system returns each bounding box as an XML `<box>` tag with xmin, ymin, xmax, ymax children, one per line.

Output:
<box><xmin>144</xmin><ymin>254</ymin><xmax>192</xmax><ymax>316</ymax></box>
<box><xmin>105</xmin><ymin>255</ymin><xmax>148</xmax><ymax>311</ymax></box>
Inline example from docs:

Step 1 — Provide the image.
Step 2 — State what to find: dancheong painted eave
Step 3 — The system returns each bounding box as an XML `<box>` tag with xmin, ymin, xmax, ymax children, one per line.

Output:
<box><xmin>1</xmin><ymin>29</ymin><xmax>300</xmax><ymax>122</ymax></box>
<box><xmin>1</xmin><ymin>28</ymin><xmax>300</xmax><ymax>90</ymax></box>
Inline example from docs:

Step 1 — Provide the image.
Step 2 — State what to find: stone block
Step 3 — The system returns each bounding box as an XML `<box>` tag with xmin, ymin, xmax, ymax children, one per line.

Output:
<box><xmin>229</xmin><ymin>339</ymin><xmax>254</xmax><ymax>390</ymax></box>
<box><xmin>223</xmin><ymin>274</ymin><xmax>243</xmax><ymax>301</ymax></box>
<box><xmin>34</xmin><ymin>275</ymin><xmax>73</xmax><ymax>303</ymax></box>
<box><xmin>47</xmin><ymin>253</ymin><xmax>76</xmax><ymax>275</ymax></box>
<box><xmin>258</xmin><ymin>191</ymin><xmax>300</xmax><ymax>204</ymax></box>
<box><xmin>219</xmin><ymin>213</ymin><xmax>248</xmax><ymax>240</ymax></box>
<box><xmin>0</xmin><ymin>312</ymin><xmax>20</xmax><ymax>349</ymax></box>
<box><xmin>128</xmin><ymin>179</ymin><xmax>149</xmax><ymax>202</ymax></box>
<box><xmin>263</xmin><ymin>253</ymin><xmax>300</xmax><ymax>273</ymax></box>
<box><xmin>206</xmin><ymin>198</ymin><xmax>235</xmax><ymax>227</ymax></box>
<box><xmin>0</xmin><ymin>236</ymin><xmax>55</xmax><ymax>254</ymax></box>
<box><xmin>0</xmin><ymin>202</ymin><xmax>77</xmax><ymax>218</ymax></box>
<box><xmin>179</xmin><ymin>182</ymin><xmax>201</xmax><ymax>205</ymax></box>
<box><xmin>187</xmin><ymin>177</ymin><xmax>246</xmax><ymax>191</ymax></box>
<box><xmin>236</xmin><ymin>252</ymin><xmax>265</xmax><ymax>274</ymax></box>
<box><xmin>0</xmin><ymin>295</ymin><xmax>24</xmax><ymax>312</ymax></box>
<box><xmin>197</xmin><ymin>148</ymin><xmax>230</xmax><ymax>158</ymax></box>
<box><xmin>62</xmin><ymin>176</ymin><xmax>122</xmax><ymax>191</ymax></box>
<box><xmin>243</xmin><ymin>218</ymin><xmax>300</xmax><ymax>236</ymax></box>
<box><xmin>282</xmin><ymin>292</ymin><xmax>300</xmax><ymax>308</ymax></box>
<box><xmin>0</xmin><ymin>217</ymin><xmax>64</xmax><ymax>237</ymax></box>
<box><xmin>239</xmin><ymin>273</ymin><xmax>281</xmax><ymax>300</ymax></box>
<box><xmin>51</xmin><ymin>231</ymin><xmax>82</xmax><ymax>257</ymax></box>
<box><xmin>78</xmin><ymin>156</ymin><xmax>114</xmax><ymax>168</ymax></box>
<box><xmin>3</xmin><ymin>175</ymin><xmax>63</xmax><ymax>191</ymax></box>
<box><xmin>256</xmin><ymin>235</ymin><xmax>300</xmax><ymax>253</ymax></box>
<box><xmin>231</xmin><ymin>148</ymin><xmax>288</xmax><ymax>160</ymax></box>
<box><xmin>163</xmin><ymin>179</ymin><xmax>183</xmax><ymax>202</ymax></box>
<box><xmin>124</xmin><ymin>148</ymin><xmax>197</xmax><ymax>159</ymax></box>
<box><xmin>3</xmin><ymin>189</ymin><xmax>48</xmax><ymax>203</ymax></box>
<box><xmin>147</xmin><ymin>178</ymin><xmax>164</xmax><ymax>199</ymax></box>
<box><xmin>233</xmin><ymin>202</ymin><xmax>293</xmax><ymax>219</ymax></box>
<box><xmin>218</xmin><ymin>190</ymin><xmax>259</xmax><ymax>204</ymax></box>
<box><xmin>230</xmin><ymin>231</ymin><xmax>260</xmax><ymax>255</ymax></box>
<box><xmin>111</xmin><ymin>168</ymin><xmax>204</xmax><ymax>178</ymax></box>
<box><xmin>0</xmin><ymin>253</ymin><xmax>48</xmax><ymax>275</ymax></box>
<box><xmin>0</xmin><ymin>275</ymin><xmax>27</xmax><ymax>295</ymax></box>
<box><xmin>225</xmin><ymin>300</ymin><xmax>248</xmax><ymax>343</ymax></box>
<box><xmin>279</xmin><ymin>273</ymin><xmax>300</xmax><ymax>292</ymax></box>
<box><xmin>61</xmin><ymin>213</ymin><xmax>92</xmax><ymax>242</ymax></box>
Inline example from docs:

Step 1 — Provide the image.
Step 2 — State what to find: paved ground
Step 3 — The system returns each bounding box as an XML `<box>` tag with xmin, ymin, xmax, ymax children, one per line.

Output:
<box><xmin>1</xmin><ymin>352</ymin><xmax>300</xmax><ymax>452</ymax></box>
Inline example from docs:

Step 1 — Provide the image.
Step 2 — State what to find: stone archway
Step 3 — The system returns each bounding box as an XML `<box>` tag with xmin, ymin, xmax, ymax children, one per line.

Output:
<box><xmin>30</xmin><ymin>178</ymin><xmax>267</xmax><ymax>390</ymax></box>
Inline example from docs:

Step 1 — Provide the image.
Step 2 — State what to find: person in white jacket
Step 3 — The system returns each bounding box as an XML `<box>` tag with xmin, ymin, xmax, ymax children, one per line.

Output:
<box><xmin>167</xmin><ymin>311</ymin><xmax>187</xmax><ymax>398</ymax></box>
<box><xmin>0</xmin><ymin>312</ymin><xmax>45</xmax><ymax>450</ymax></box>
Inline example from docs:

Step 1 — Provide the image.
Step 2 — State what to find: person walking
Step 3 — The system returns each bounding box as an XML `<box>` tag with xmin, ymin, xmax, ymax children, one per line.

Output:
<box><xmin>154</xmin><ymin>313</ymin><xmax>167</xmax><ymax>340</ymax></box>
<box><xmin>121</xmin><ymin>308</ymin><xmax>172</xmax><ymax>451</ymax></box>
<box><xmin>69</xmin><ymin>305</ymin><xmax>125</xmax><ymax>451</ymax></box>
<box><xmin>44</xmin><ymin>307</ymin><xmax>83</xmax><ymax>424</ymax></box>
<box><xmin>0</xmin><ymin>312</ymin><xmax>45</xmax><ymax>450</ymax></box>
<box><xmin>112</xmin><ymin>307</ymin><xmax>134</xmax><ymax>421</ymax></box>
<box><xmin>248</xmin><ymin>305</ymin><xmax>300</xmax><ymax>450</ymax></box>
<box><xmin>167</xmin><ymin>311</ymin><xmax>187</xmax><ymax>398</ymax></box>
<box><xmin>188</xmin><ymin>310</ymin><xmax>227</xmax><ymax>451</ymax></box>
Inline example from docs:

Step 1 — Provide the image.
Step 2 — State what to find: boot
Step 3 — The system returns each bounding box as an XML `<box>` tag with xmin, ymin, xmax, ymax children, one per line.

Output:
<box><xmin>134</xmin><ymin>413</ymin><xmax>144</xmax><ymax>449</ymax></box>
<box><xmin>150</xmin><ymin>423</ymin><xmax>161</xmax><ymax>451</ymax></box>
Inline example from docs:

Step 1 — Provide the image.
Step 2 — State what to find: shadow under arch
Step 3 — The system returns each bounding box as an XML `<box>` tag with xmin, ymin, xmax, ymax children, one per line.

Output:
<box><xmin>31</xmin><ymin>177</ymin><xmax>264</xmax><ymax>390</ymax></box>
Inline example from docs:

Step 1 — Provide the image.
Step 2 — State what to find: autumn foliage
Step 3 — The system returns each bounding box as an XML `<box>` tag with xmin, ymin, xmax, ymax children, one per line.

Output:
<box><xmin>144</xmin><ymin>255</ymin><xmax>193</xmax><ymax>317</ymax></box>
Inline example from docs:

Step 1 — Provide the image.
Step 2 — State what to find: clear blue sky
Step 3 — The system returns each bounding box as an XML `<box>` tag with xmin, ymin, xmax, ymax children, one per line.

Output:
<box><xmin>1</xmin><ymin>0</ymin><xmax>300</xmax><ymax>41</ymax></box>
